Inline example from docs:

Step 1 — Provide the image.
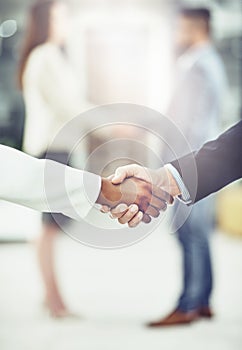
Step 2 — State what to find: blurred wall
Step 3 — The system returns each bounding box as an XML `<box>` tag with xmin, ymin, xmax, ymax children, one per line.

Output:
<box><xmin>0</xmin><ymin>0</ymin><xmax>241</xmax><ymax>150</ymax></box>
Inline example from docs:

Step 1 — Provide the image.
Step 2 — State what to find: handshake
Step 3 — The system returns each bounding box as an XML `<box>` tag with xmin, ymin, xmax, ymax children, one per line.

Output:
<box><xmin>96</xmin><ymin>164</ymin><xmax>181</xmax><ymax>227</ymax></box>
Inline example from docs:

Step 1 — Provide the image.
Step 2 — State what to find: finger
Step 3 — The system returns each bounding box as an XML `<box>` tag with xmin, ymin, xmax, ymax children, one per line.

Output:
<box><xmin>145</xmin><ymin>205</ymin><xmax>160</xmax><ymax>218</ymax></box>
<box><xmin>142</xmin><ymin>214</ymin><xmax>151</xmax><ymax>224</ymax></box>
<box><xmin>110</xmin><ymin>204</ymin><xmax>129</xmax><ymax>218</ymax></box>
<box><xmin>128</xmin><ymin>211</ymin><xmax>143</xmax><ymax>228</ymax></box>
<box><xmin>159</xmin><ymin>201</ymin><xmax>167</xmax><ymax>212</ymax></box>
<box><xmin>118</xmin><ymin>204</ymin><xmax>139</xmax><ymax>224</ymax></box>
<box><xmin>149</xmin><ymin>196</ymin><xmax>168</xmax><ymax>211</ymax></box>
<box><xmin>112</xmin><ymin>164</ymin><xmax>138</xmax><ymax>184</ymax></box>
<box><xmin>100</xmin><ymin>205</ymin><xmax>110</xmax><ymax>213</ymax></box>
<box><xmin>152</xmin><ymin>186</ymin><xmax>174</xmax><ymax>204</ymax></box>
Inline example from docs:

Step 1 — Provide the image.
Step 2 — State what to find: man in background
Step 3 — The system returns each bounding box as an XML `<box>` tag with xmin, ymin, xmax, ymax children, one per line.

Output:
<box><xmin>148</xmin><ymin>8</ymin><xmax>226</xmax><ymax>326</ymax></box>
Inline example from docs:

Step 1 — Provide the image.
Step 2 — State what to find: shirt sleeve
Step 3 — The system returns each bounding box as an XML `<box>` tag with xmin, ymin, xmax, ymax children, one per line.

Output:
<box><xmin>0</xmin><ymin>145</ymin><xmax>101</xmax><ymax>219</ymax></box>
<box><xmin>164</xmin><ymin>164</ymin><xmax>192</xmax><ymax>205</ymax></box>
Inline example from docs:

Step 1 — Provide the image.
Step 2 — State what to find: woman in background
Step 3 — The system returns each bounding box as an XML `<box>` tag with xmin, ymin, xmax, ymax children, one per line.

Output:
<box><xmin>18</xmin><ymin>0</ymin><xmax>88</xmax><ymax>317</ymax></box>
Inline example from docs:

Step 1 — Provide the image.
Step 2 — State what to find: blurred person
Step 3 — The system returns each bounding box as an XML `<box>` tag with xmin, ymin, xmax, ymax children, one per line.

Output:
<box><xmin>146</xmin><ymin>7</ymin><xmax>227</xmax><ymax>327</ymax></box>
<box><xmin>101</xmin><ymin>7</ymin><xmax>227</xmax><ymax>325</ymax></box>
<box><xmin>107</xmin><ymin>7</ymin><xmax>227</xmax><ymax>326</ymax></box>
<box><xmin>18</xmin><ymin>0</ymin><xmax>90</xmax><ymax>317</ymax></box>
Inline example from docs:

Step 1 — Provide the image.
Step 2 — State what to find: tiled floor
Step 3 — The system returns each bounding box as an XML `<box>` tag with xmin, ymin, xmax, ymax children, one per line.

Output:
<box><xmin>0</xmin><ymin>222</ymin><xmax>242</xmax><ymax>350</ymax></box>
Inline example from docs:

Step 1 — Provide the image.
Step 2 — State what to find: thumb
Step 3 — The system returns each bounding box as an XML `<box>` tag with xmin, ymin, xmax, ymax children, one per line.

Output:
<box><xmin>112</xmin><ymin>165</ymin><xmax>136</xmax><ymax>184</ymax></box>
<box><xmin>111</xmin><ymin>167</ymin><xmax>128</xmax><ymax>184</ymax></box>
<box><xmin>107</xmin><ymin>174</ymin><xmax>114</xmax><ymax>180</ymax></box>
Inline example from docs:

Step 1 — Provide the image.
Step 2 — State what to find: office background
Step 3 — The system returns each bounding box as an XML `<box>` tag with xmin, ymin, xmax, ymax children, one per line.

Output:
<box><xmin>0</xmin><ymin>1</ymin><xmax>241</xmax><ymax>350</ymax></box>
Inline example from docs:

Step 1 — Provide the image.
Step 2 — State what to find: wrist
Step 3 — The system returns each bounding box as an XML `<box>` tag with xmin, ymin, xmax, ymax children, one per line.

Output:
<box><xmin>96</xmin><ymin>178</ymin><xmax>122</xmax><ymax>206</ymax></box>
<box><xmin>156</xmin><ymin>167</ymin><xmax>181</xmax><ymax>197</ymax></box>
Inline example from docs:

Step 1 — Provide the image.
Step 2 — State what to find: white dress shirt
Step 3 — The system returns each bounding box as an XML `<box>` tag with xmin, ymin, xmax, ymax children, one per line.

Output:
<box><xmin>0</xmin><ymin>145</ymin><xmax>101</xmax><ymax>219</ymax></box>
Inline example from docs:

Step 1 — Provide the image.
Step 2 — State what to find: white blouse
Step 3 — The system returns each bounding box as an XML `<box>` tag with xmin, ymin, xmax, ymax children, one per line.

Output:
<box><xmin>22</xmin><ymin>42</ymin><xmax>90</xmax><ymax>157</ymax></box>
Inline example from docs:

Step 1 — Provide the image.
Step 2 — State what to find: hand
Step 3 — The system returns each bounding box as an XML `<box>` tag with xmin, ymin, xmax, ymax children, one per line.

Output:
<box><xmin>101</xmin><ymin>203</ymin><xmax>153</xmax><ymax>226</ymax></box>
<box><xmin>96</xmin><ymin>176</ymin><xmax>173</xmax><ymax>219</ymax></box>
<box><xmin>102</xmin><ymin>164</ymin><xmax>179</xmax><ymax>227</ymax></box>
<box><xmin>112</xmin><ymin>164</ymin><xmax>180</xmax><ymax>196</ymax></box>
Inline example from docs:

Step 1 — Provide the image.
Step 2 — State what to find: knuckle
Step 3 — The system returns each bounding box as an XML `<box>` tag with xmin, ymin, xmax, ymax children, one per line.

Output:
<box><xmin>132</xmin><ymin>164</ymin><xmax>139</xmax><ymax>171</ymax></box>
<box><xmin>137</xmin><ymin>196</ymin><xmax>148</xmax><ymax>211</ymax></box>
<box><xmin>144</xmin><ymin>183</ymin><xmax>150</xmax><ymax>191</ymax></box>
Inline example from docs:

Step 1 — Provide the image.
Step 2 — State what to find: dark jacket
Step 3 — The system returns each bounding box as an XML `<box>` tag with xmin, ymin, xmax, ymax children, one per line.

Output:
<box><xmin>171</xmin><ymin>121</ymin><xmax>242</xmax><ymax>203</ymax></box>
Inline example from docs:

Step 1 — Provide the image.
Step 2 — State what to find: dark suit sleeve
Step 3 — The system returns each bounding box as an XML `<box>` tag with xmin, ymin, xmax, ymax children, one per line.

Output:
<box><xmin>171</xmin><ymin>121</ymin><xmax>242</xmax><ymax>203</ymax></box>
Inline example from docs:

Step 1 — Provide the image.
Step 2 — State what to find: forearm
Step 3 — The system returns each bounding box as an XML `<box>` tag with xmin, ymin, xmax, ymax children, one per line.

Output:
<box><xmin>151</xmin><ymin>166</ymin><xmax>181</xmax><ymax>197</ymax></box>
<box><xmin>171</xmin><ymin>121</ymin><xmax>242</xmax><ymax>203</ymax></box>
<box><xmin>0</xmin><ymin>145</ymin><xmax>101</xmax><ymax>218</ymax></box>
<box><xmin>0</xmin><ymin>146</ymin><xmax>47</xmax><ymax>210</ymax></box>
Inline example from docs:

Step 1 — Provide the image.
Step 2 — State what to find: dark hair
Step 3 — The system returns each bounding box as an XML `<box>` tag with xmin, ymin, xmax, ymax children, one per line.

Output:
<box><xmin>18</xmin><ymin>0</ymin><xmax>58</xmax><ymax>89</ymax></box>
<box><xmin>178</xmin><ymin>7</ymin><xmax>211</xmax><ymax>34</ymax></box>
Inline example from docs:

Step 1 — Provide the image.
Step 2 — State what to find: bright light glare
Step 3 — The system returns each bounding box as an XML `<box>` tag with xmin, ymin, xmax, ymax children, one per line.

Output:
<box><xmin>0</xmin><ymin>20</ymin><xmax>17</xmax><ymax>38</ymax></box>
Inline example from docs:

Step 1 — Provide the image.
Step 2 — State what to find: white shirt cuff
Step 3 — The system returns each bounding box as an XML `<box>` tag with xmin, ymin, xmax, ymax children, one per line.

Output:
<box><xmin>165</xmin><ymin>164</ymin><xmax>192</xmax><ymax>204</ymax></box>
<box><xmin>64</xmin><ymin>168</ymin><xmax>102</xmax><ymax>220</ymax></box>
